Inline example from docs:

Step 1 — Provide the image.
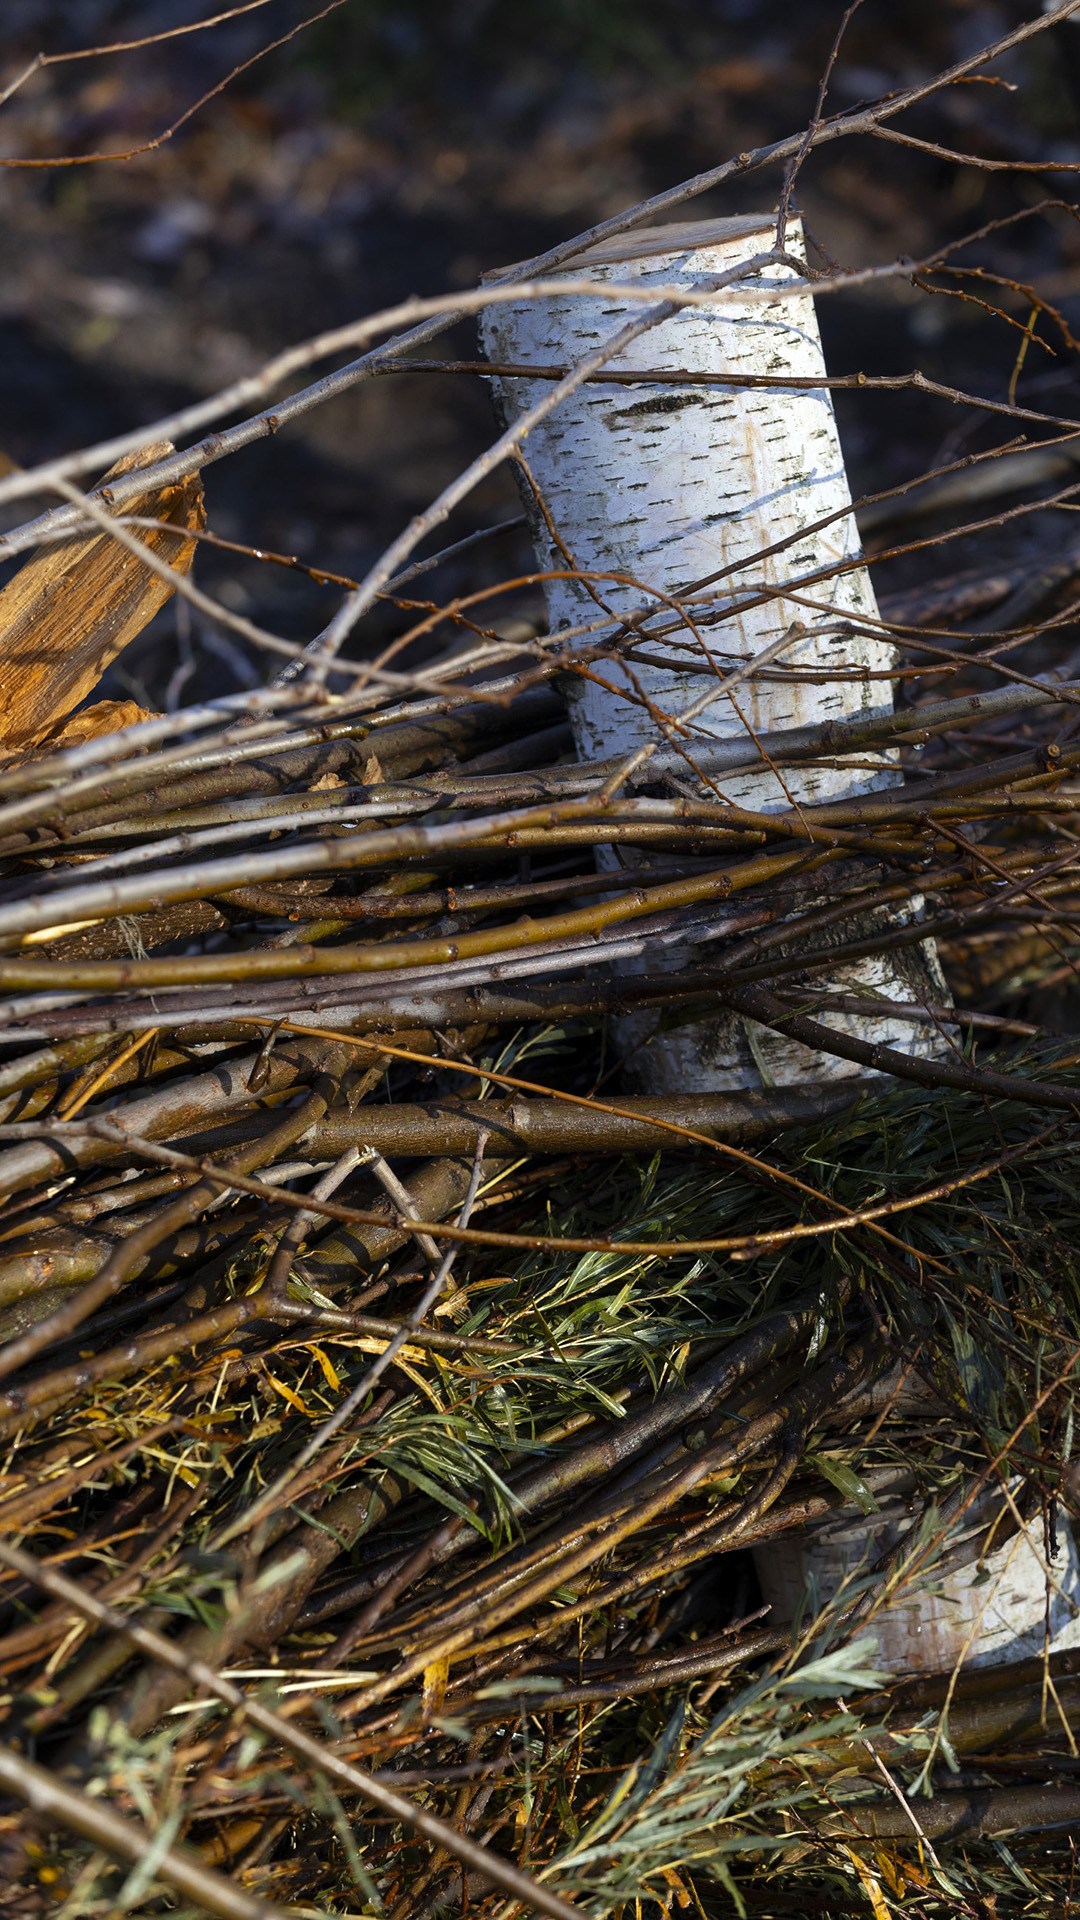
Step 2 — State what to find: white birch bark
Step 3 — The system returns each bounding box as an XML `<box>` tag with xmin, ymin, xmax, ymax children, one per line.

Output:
<box><xmin>481</xmin><ymin>216</ymin><xmax>947</xmax><ymax>1092</ymax></box>
<box><xmin>480</xmin><ymin>219</ymin><xmax>1073</xmax><ymax>1674</ymax></box>
<box><xmin>753</xmin><ymin>1471</ymin><xmax>1080</xmax><ymax>1676</ymax></box>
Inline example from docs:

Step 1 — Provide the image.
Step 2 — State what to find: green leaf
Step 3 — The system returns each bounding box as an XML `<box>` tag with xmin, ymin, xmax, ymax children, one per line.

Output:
<box><xmin>776</xmin><ymin>1637</ymin><xmax>892</xmax><ymax>1696</ymax></box>
<box><xmin>477</xmin><ymin>1676</ymin><xmax>563</xmax><ymax>1698</ymax></box>
<box><xmin>806</xmin><ymin>1451</ymin><xmax>879</xmax><ymax>1514</ymax></box>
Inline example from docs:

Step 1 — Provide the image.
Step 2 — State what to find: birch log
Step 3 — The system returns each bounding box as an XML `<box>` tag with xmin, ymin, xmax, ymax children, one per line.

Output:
<box><xmin>754</xmin><ymin>1470</ymin><xmax>1080</xmax><ymax>1676</ymax></box>
<box><xmin>481</xmin><ymin>215</ymin><xmax>947</xmax><ymax>1093</ymax></box>
<box><xmin>478</xmin><ymin>218</ymin><xmax>1077</xmax><ymax>1675</ymax></box>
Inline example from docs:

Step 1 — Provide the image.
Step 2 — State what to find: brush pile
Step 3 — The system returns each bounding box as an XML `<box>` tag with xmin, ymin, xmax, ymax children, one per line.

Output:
<box><xmin>3</xmin><ymin>9</ymin><xmax>1080</xmax><ymax>1920</ymax></box>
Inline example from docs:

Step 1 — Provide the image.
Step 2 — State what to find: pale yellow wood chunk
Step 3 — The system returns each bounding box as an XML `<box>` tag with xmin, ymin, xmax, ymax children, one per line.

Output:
<box><xmin>0</xmin><ymin>440</ymin><xmax>204</xmax><ymax>750</ymax></box>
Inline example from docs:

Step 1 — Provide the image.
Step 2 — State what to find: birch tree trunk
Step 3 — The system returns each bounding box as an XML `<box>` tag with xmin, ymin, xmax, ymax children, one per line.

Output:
<box><xmin>481</xmin><ymin>215</ymin><xmax>947</xmax><ymax>1093</ymax></box>
<box><xmin>479</xmin><ymin>218</ymin><xmax>1080</xmax><ymax>1674</ymax></box>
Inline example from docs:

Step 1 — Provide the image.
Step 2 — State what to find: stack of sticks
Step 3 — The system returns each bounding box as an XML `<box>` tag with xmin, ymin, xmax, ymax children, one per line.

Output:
<box><xmin>2</xmin><ymin>9</ymin><xmax>1080</xmax><ymax>1912</ymax></box>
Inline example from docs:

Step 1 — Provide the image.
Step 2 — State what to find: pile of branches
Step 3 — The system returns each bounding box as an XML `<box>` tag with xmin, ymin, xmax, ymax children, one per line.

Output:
<box><xmin>3</xmin><ymin>7</ymin><xmax>1080</xmax><ymax>1919</ymax></box>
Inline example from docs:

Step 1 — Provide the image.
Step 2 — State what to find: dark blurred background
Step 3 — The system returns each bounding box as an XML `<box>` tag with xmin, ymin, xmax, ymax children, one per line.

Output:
<box><xmin>1</xmin><ymin>0</ymin><xmax>1079</xmax><ymax>706</ymax></box>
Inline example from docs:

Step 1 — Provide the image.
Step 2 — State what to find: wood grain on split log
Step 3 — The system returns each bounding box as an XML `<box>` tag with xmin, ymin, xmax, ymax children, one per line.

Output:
<box><xmin>0</xmin><ymin>440</ymin><xmax>203</xmax><ymax>752</ymax></box>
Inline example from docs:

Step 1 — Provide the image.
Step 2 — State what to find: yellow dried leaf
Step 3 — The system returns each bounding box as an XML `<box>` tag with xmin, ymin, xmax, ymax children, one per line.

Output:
<box><xmin>306</xmin><ymin>1343</ymin><xmax>342</xmax><ymax>1392</ymax></box>
<box><xmin>348</xmin><ymin>1336</ymin><xmax>429</xmax><ymax>1365</ymax></box>
<box><xmin>378</xmin><ymin>1351</ymin><xmax>444</xmax><ymax>1410</ymax></box>
<box><xmin>249</xmin><ymin>1416</ymin><xmax>282</xmax><ymax>1440</ymax></box>
<box><xmin>837</xmin><ymin>1844</ymin><xmax>891</xmax><ymax>1920</ymax></box>
<box><xmin>421</xmin><ymin>1656</ymin><xmax>449</xmax><ymax>1722</ymax></box>
<box><xmin>433</xmin><ymin>1285</ymin><xmax>470</xmax><ymax>1320</ymax></box>
<box><xmin>659</xmin><ymin>1868</ymin><xmax>693</xmax><ymax>1911</ymax></box>
<box><xmin>263</xmin><ymin>1372</ymin><xmax>311</xmax><ymax>1417</ymax></box>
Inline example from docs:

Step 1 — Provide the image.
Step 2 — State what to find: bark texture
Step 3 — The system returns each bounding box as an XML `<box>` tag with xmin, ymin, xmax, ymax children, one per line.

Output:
<box><xmin>482</xmin><ymin>215</ymin><xmax>947</xmax><ymax>1091</ymax></box>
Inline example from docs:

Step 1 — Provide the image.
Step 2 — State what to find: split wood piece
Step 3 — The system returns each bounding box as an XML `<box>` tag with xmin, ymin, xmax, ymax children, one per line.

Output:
<box><xmin>0</xmin><ymin>439</ymin><xmax>203</xmax><ymax>753</ymax></box>
<box><xmin>32</xmin><ymin>698</ymin><xmax>156</xmax><ymax>754</ymax></box>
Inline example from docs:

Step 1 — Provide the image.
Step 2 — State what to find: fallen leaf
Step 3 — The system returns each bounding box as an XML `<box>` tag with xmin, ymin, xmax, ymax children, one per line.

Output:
<box><xmin>306</xmin><ymin>1343</ymin><xmax>342</xmax><ymax>1392</ymax></box>
<box><xmin>837</xmin><ymin>1844</ymin><xmax>891</xmax><ymax>1920</ymax></box>
<box><xmin>421</xmin><ymin>1655</ymin><xmax>449</xmax><ymax>1721</ymax></box>
<box><xmin>263</xmin><ymin>1370</ymin><xmax>311</xmax><ymax>1417</ymax></box>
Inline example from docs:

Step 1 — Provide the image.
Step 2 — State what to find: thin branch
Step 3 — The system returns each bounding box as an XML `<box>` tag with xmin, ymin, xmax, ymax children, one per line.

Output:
<box><xmin>0</xmin><ymin>1539</ymin><xmax>588</xmax><ymax>1920</ymax></box>
<box><xmin>0</xmin><ymin>1742</ymin><xmax>292</xmax><ymax>1920</ymax></box>
<box><xmin>0</xmin><ymin>0</ymin><xmax>1073</xmax><ymax>550</ymax></box>
<box><xmin>0</xmin><ymin>2</ymin><xmax>350</xmax><ymax>168</ymax></box>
